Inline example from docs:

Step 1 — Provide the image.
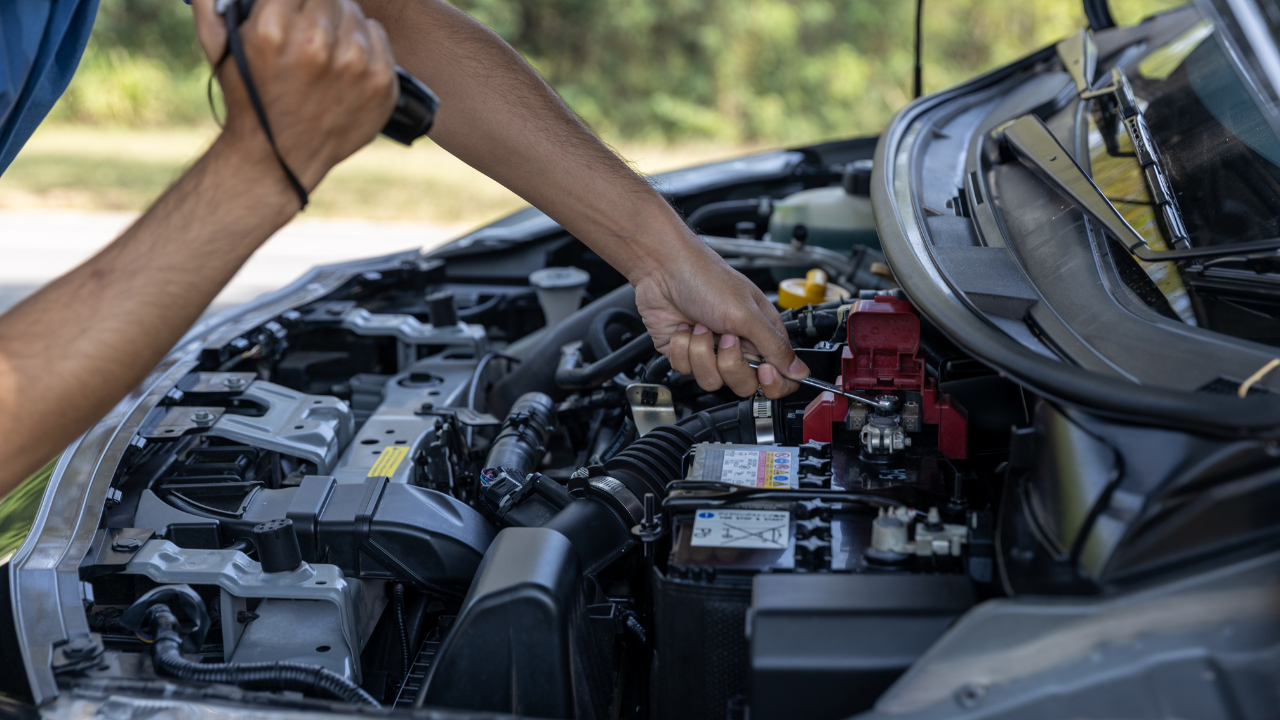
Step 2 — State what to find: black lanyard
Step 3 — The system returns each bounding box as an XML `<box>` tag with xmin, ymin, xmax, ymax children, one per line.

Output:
<box><xmin>221</xmin><ymin>0</ymin><xmax>309</xmax><ymax>210</ymax></box>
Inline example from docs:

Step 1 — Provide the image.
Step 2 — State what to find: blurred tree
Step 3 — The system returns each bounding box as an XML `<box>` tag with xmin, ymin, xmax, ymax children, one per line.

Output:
<box><xmin>51</xmin><ymin>0</ymin><xmax>1188</xmax><ymax>142</ymax></box>
<box><xmin>455</xmin><ymin>0</ymin><xmax>1185</xmax><ymax>142</ymax></box>
<box><xmin>91</xmin><ymin>0</ymin><xmax>205</xmax><ymax>71</ymax></box>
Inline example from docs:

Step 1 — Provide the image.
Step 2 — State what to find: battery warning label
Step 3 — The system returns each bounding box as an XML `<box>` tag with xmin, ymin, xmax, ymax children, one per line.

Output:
<box><xmin>686</xmin><ymin>444</ymin><xmax>798</xmax><ymax>489</ymax></box>
<box><xmin>690</xmin><ymin>509</ymin><xmax>791</xmax><ymax>549</ymax></box>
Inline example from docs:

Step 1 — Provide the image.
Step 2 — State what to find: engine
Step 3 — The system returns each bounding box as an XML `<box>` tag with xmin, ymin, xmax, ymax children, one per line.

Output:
<box><xmin>74</xmin><ymin>255</ymin><xmax>1015</xmax><ymax>720</ymax></box>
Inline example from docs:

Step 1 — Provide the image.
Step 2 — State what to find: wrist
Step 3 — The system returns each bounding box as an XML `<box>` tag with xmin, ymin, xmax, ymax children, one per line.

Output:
<box><xmin>612</xmin><ymin>199</ymin><xmax>710</xmax><ymax>285</ymax></box>
<box><xmin>205</xmin><ymin>129</ymin><xmax>304</xmax><ymax>223</ymax></box>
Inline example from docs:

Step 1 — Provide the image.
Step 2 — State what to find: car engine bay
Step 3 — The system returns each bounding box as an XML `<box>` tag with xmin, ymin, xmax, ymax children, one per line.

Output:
<box><xmin>39</xmin><ymin>189</ymin><xmax>1030</xmax><ymax>719</ymax></box>
<box><xmin>14</xmin><ymin>9</ymin><xmax>1280</xmax><ymax>716</ymax></box>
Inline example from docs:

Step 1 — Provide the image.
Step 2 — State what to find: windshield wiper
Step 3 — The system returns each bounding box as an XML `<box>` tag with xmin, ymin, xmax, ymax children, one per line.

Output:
<box><xmin>1082</xmin><ymin>67</ymin><xmax>1193</xmax><ymax>250</ymax></box>
<box><xmin>1001</xmin><ymin>114</ymin><xmax>1280</xmax><ymax>262</ymax></box>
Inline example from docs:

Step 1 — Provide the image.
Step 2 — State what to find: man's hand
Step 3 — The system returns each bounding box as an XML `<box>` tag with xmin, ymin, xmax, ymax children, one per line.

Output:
<box><xmin>192</xmin><ymin>0</ymin><xmax>398</xmax><ymax>193</ymax></box>
<box><xmin>358</xmin><ymin>0</ymin><xmax>808</xmax><ymax>399</ymax></box>
<box><xmin>631</xmin><ymin>229</ymin><xmax>807</xmax><ymax>399</ymax></box>
<box><xmin>0</xmin><ymin>0</ymin><xmax>405</xmax><ymax>497</ymax></box>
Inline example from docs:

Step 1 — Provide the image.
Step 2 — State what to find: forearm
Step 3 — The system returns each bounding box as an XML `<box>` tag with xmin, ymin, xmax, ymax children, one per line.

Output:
<box><xmin>359</xmin><ymin>0</ymin><xmax>700</xmax><ymax>282</ymax></box>
<box><xmin>0</xmin><ymin>136</ymin><xmax>294</xmax><ymax>494</ymax></box>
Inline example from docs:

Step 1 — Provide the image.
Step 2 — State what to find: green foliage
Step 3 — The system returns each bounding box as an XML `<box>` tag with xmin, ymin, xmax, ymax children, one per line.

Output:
<box><xmin>0</xmin><ymin>457</ymin><xmax>57</xmax><ymax>563</ymax></box>
<box><xmin>52</xmin><ymin>0</ymin><xmax>1187</xmax><ymax>142</ymax></box>
<box><xmin>49</xmin><ymin>0</ymin><xmax>209</xmax><ymax>125</ymax></box>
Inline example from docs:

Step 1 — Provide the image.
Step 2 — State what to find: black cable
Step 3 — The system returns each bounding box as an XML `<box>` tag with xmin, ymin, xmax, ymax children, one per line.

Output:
<box><xmin>642</xmin><ymin>354</ymin><xmax>672</xmax><ymax>384</ymax></box>
<box><xmin>555</xmin><ymin>334</ymin><xmax>654</xmax><ymax>389</ymax></box>
<box><xmin>456</xmin><ymin>294</ymin><xmax>502</xmax><ymax>319</ymax></box>
<box><xmin>467</xmin><ymin>352</ymin><xmax>500</xmax><ymax>412</ymax></box>
<box><xmin>147</xmin><ymin>606</ymin><xmax>379</xmax><ymax>706</ymax></box>
<box><xmin>223</xmin><ymin>3</ymin><xmax>309</xmax><ymax>209</ymax></box>
<box><xmin>663</xmin><ymin>484</ymin><xmax>905</xmax><ymax>510</ymax></box>
<box><xmin>913</xmin><ymin>0</ymin><xmax>925</xmax><ymax>99</ymax></box>
<box><xmin>599</xmin><ymin>416</ymin><xmax>635</xmax><ymax>464</ymax></box>
<box><xmin>393</xmin><ymin>583</ymin><xmax>409</xmax><ymax>683</ymax></box>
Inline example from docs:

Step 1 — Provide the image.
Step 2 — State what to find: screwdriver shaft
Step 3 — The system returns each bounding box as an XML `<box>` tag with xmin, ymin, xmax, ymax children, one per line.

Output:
<box><xmin>743</xmin><ymin>357</ymin><xmax>889</xmax><ymax>410</ymax></box>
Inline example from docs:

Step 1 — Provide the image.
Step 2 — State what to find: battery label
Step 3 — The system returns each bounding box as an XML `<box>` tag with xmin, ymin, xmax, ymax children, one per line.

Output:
<box><xmin>691</xmin><ymin>509</ymin><xmax>791</xmax><ymax>549</ymax></box>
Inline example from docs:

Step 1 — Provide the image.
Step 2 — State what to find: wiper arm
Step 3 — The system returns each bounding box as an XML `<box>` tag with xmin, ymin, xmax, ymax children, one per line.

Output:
<box><xmin>1081</xmin><ymin>67</ymin><xmax>1192</xmax><ymax>250</ymax></box>
<box><xmin>1001</xmin><ymin>115</ymin><xmax>1280</xmax><ymax>262</ymax></box>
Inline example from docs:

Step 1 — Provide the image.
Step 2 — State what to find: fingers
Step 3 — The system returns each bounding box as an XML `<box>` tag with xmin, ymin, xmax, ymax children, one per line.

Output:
<box><xmin>688</xmin><ymin>324</ymin><xmax>723</xmax><ymax>392</ymax></box>
<box><xmin>716</xmin><ymin>334</ymin><xmax>760</xmax><ymax>397</ymax></box>
<box><xmin>364</xmin><ymin>19</ymin><xmax>398</xmax><ymax>108</ymax></box>
<box><xmin>667</xmin><ymin>324</ymin><xmax>692</xmax><ymax>374</ymax></box>
<box><xmin>190</xmin><ymin>0</ymin><xmax>228</xmax><ymax>65</ymax></box>
<box><xmin>749</xmin><ymin>293</ymin><xmax>809</xmax><ymax>382</ymax></box>
<box><xmin>756</xmin><ymin>362</ymin><xmax>799</xmax><ymax>399</ymax></box>
<box><xmin>295</xmin><ymin>0</ymin><xmax>342</xmax><ymax>70</ymax></box>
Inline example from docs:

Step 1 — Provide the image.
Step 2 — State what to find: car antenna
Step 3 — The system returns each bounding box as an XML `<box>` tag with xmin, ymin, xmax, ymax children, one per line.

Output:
<box><xmin>913</xmin><ymin>0</ymin><xmax>925</xmax><ymax>98</ymax></box>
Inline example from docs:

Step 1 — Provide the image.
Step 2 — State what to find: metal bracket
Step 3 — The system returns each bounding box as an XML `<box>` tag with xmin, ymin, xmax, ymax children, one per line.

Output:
<box><xmin>208</xmin><ymin>381</ymin><xmax>354</xmax><ymax>474</ymax></box>
<box><xmin>308</xmin><ymin>304</ymin><xmax>488</xmax><ymax>370</ymax></box>
<box><xmin>626</xmin><ymin>383</ymin><xmax>677</xmax><ymax>436</ymax></box>
<box><xmin>179</xmin><ymin>372</ymin><xmax>257</xmax><ymax>395</ymax></box>
<box><xmin>1055</xmin><ymin>29</ymin><xmax>1098</xmax><ymax>93</ymax></box>
<box><xmin>123</xmin><ymin>540</ymin><xmax>380</xmax><ymax>682</ymax></box>
<box><xmin>140</xmin><ymin>407</ymin><xmax>226</xmax><ymax>440</ymax></box>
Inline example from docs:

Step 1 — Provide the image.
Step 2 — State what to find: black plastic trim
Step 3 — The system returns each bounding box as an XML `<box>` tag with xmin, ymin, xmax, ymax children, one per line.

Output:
<box><xmin>872</xmin><ymin>42</ymin><xmax>1280</xmax><ymax>436</ymax></box>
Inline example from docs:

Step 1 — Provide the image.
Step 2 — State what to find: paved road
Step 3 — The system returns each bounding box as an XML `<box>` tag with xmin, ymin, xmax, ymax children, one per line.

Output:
<box><xmin>0</xmin><ymin>209</ymin><xmax>469</xmax><ymax>318</ymax></box>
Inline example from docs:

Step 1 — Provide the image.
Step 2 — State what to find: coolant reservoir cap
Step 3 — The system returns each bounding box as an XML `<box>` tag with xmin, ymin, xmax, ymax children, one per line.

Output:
<box><xmin>778</xmin><ymin>268</ymin><xmax>850</xmax><ymax>310</ymax></box>
<box><xmin>529</xmin><ymin>266</ymin><xmax>590</xmax><ymax>289</ymax></box>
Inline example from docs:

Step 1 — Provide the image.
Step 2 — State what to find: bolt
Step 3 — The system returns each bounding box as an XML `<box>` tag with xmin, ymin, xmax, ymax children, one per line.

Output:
<box><xmin>62</xmin><ymin>636</ymin><xmax>97</xmax><ymax>661</ymax></box>
<box><xmin>111</xmin><ymin>537</ymin><xmax>142</xmax><ymax>553</ymax></box>
<box><xmin>224</xmin><ymin>375</ymin><xmax>247</xmax><ymax>389</ymax></box>
<box><xmin>955</xmin><ymin>683</ymin><xmax>986</xmax><ymax>709</ymax></box>
<box><xmin>191</xmin><ymin>409</ymin><xmax>215</xmax><ymax>425</ymax></box>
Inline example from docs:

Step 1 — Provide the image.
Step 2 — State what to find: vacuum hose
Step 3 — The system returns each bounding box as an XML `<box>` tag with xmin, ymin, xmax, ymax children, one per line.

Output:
<box><xmin>555</xmin><ymin>335</ymin><xmax>654</xmax><ymax>389</ymax></box>
<box><xmin>147</xmin><ymin>605</ymin><xmax>380</xmax><ymax>706</ymax></box>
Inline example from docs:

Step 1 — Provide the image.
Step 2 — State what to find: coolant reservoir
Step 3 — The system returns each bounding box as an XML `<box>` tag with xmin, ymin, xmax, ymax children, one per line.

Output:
<box><xmin>767</xmin><ymin>159</ymin><xmax>879</xmax><ymax>263</ymax></box>
<box><xmin>768</xmin><ymin>185</ymin><xmax>878</xmax><ymax>251</ymax></box>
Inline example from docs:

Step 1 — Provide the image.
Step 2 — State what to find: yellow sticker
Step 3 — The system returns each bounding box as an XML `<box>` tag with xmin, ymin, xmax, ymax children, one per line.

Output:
<box><xmin>367</xmin><ymin>445</ymin><xmax>410</xmax><ymax>478</ymax></box>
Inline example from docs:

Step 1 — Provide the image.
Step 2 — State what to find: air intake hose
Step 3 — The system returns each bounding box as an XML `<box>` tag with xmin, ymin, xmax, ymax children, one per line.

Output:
<box><xmin>147</xmin><ymin>605</ymin><xmax>379</xmax><ymax>706</ymax></box>
<box><xmin>484</xmin><ymin>391</ymin><xmax>555</xmax><ymax>479</ymax></box>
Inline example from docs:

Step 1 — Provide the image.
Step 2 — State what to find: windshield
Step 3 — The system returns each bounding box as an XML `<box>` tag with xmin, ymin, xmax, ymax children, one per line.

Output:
<box><xmin>1134</xmin><ymin>2</ymin><xmax>1280</xmax><ymax>247</ymax></box>
<box><xmin>1085</xmin><ymin>1</ymin><xmax>1280</xmax><ymax>343</ymax></box>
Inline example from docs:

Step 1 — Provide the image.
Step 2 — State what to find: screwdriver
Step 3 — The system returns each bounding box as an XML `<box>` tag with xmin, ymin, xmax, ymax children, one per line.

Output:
<box><xmin>742</xmin><ymin>353</ymin><xmax>894</xmax><ymax>410</ymax></box>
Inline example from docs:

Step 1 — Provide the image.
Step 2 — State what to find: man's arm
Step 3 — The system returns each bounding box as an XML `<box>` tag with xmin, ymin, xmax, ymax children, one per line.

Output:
<box><xmin>358</xmin><ymin>0</ymin><xmax>810</xmax><ymax>399</ymax></box>
<box><xmin>0</xmin><ymin>0</ymin><xmax>398</xmax><ymax>496</ymax></box>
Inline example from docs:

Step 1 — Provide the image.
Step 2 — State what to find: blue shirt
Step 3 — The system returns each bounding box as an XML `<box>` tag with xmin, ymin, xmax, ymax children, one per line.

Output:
<box><xmin>0</xmin><ymin>0</ymin><xmax>100</xmax><ymax>175</ymax></box>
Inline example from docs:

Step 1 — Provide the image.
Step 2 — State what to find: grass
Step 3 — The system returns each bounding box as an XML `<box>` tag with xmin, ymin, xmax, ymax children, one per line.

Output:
<box><xmin>0</xmin><ymin>123</ymin><xmax>772</xmax><ymax>225</ymax></box>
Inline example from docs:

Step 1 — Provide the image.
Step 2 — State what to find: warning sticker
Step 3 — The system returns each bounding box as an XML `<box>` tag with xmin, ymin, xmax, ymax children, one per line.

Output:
<box><xmin>687</xmin><ymin>444</ymin><xmax>798</xmax><ymax>489</ymax></box>
<box><xmin>367</xmin><ymin>445</ymin><xmax>410</xmax><ymax>478</ymax></box>
<box><xmin>690</xmin><ymin>509</ymin><xmax>791</xmax><ymax>549</ymax></box>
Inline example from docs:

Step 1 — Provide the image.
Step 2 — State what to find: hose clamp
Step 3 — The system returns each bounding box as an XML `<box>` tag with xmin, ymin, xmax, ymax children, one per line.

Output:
<box><xmin>583</xmin><ymin>475</ymin><xmax>645</xmax><ymax>527</ymax></box>
<box><xmin>753</xmin><ymin>393</ymin><xmax>775</xmax><ymax>444</ymax></box>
